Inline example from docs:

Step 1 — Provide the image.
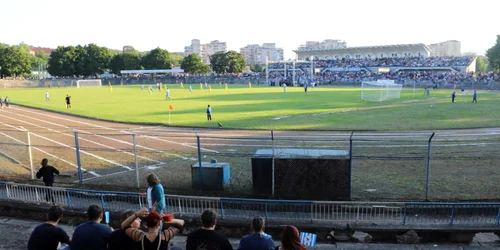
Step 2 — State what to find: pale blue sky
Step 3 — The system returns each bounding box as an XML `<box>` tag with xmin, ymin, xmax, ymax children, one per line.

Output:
<box><xmin>1</xmin><ymin>0</ymin><xmax>498</xmax><ymax>59</ymax></box>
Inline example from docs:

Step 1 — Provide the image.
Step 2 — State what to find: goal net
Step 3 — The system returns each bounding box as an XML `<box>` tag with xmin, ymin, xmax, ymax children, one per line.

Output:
<box><xmin>76</xmin><ymin>79</ymin><xmax>102</xmax><ymax>88</ymax></box>
<box><xmin>361</xmin><ymin>80</ymin><xmax>402</xmax><ymax>102</ymax></box>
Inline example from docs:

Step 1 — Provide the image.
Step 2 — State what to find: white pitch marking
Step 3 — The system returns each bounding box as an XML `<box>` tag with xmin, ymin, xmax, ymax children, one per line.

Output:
<box><xmin>10</xmin><ymin>107</ymin><xmax>189</xmax><ymax>160</ymax></box>
<box><xmin>141</xmin><ymin>135</ymin><xmax>219</xmax><ymax>153</ymax></box>
<box><xmin>0</xmin><ymin>123</ymin><xmax>97</xmax><ymax>176</ymax></box>
<box><xmin>0</xmin><ymin>114</ymin><xmax>131</xmax><ymax>170</ymax></box>
<box><xmin>3</xmin><ymin>110</ymin><xmax>163</xmax><ymax>165</ymax></box>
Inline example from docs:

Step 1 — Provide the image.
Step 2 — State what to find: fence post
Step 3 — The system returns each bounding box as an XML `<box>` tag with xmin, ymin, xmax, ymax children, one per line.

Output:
<box><xmin>425</xmin><ymin>132</ymin><xmax>435</xmax><ymax>201</ymax></box>
<box><xmin>21</xmin><ymin>127</ymin><xmax>34</xmax><ymax>180</ymax></box>
<box><xmin>133</xmin><ymin>134</ymin><xmax>139</xmax><ymax>188</ymax></box>
<box><xmin>72</xmin><ymin>130</ymin><xmax>83</xmax><ymax>185</ymax></box>
<box><xmin>349</xmin><ymin>131</ymin><xmax>354</xmax><ymax>199</ymax></box>
<box><xmin>271</xmin><ymin>130</ymin><xmax>275</xmax><ymax>197</ymax></box>
<box><xmin>193</xmin><ymin>129</ymin><xmax>203</xmax><ymax>191</ymax></box>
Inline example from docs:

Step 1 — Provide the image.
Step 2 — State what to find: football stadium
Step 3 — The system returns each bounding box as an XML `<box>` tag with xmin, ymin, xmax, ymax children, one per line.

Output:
<box><xmin>2</xmin><ymin>33</ymin><xmax>500</xmax><ymax>246</ymax></box>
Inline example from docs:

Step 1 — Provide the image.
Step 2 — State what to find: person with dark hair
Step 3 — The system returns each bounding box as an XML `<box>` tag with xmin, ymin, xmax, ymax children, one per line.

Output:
<box><xmin>472</xmin><ymin>90</ymin><xmax>477</xmax><ymax>103</ymax></box>
<box><xmin>71</xmin><ymin>205</ymin><xmax>113</xmax><ymax>250</ymax></box>
<box><xmin>28</xmin><ymin>205</ymin><xmax>71</xmax><ymax>250</ymax></box>
<box><xmin>206</xmin><ymin>104</ymin><xmax>212</xmax><ymax>122</ymax></box>
<box><xmin>65</xmin><ymin>94</ymin><xmax>71</xmax><ymax>108</ymax></box>
<box><xmin>186</xmin><ymin>209</ymin><xmax>233</xmax><ymax>250</ymax></box>
<box><xmin>121</xmin><ymin>205</ymin><xmax>184</xmax><ymax>250</ymax></box>
<box><xmin>238</xmin><ymin>216</ymin><xmax>275</xmax><ymax>250</ymax></box>
<box><xmin>276</xmin><ymin>225</ymin><xmax>306</xmax><ymax>250</ymax></box>
<box><xmin>36</xmin><ymin>158</ymin><xmax>60</xmax><ymax>202</ymax></box>
<box><xmin>108</xmin><ymin>210</ymin><xmax>141</xmax><ymax>250</ymax></box>
<box><xmin>146</xmin><ymin>173</ymin><xmax>166</xmax><ymax>214</ymax></box>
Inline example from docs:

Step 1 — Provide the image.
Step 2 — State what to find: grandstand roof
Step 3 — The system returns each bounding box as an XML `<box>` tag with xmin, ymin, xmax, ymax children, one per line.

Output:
<box><xmin>294</xmin><ymin>43</ymin><xmax>431</xmax><ymax>53</ymax></box>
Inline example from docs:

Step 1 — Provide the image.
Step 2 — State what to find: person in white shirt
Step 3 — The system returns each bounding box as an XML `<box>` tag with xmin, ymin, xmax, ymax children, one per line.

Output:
<box><xmin>166</xmin><ymin>88</ymin><xmax>171</xmax><ymax>100</ymax></box>
<box><xmin>45</xmin><ymin>91</ymin><xmax>50</xmax><ymax>101</ymax></box>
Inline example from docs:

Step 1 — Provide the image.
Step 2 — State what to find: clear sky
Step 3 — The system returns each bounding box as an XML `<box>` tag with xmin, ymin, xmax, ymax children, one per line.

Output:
<box><xmin>1</xmin><ymin>0</ymin><xmax>498</xmax><ymax>59</ymax></box>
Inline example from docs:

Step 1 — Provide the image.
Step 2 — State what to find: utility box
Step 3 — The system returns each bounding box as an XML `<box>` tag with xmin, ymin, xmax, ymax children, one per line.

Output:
<box><xmin>252</xmin><ymin>149</ymin><xmax>351</xmax><ymax>200</ymax></box>
<box><xmin>191</xmin><ymin>162</ymin><xmax>230</xmax><ymax>190</ymax></box>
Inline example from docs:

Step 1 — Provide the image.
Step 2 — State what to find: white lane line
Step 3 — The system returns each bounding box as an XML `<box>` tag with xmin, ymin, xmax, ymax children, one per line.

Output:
<box><xmin>0</xmin><ymin>115</ymin><xmax>132</xmax><ymax>170</ymax></box>
<box><xmin>10</xmin><ymin>107</ymin><xmax>190</xmax><ymax>160</ymax></box>
<box><xmin>141</xmin><ymin>135</ymin><xmax>219</xmax><ymax>153</ymax></box>
<box><xmin>3</xmin><ymin>110</ymin><xmax>163</xmax><ymax>165</ymax></box>
<box><xmin>0</xmin><ymin>123</ymin><xmax>97</xmax><ymax>176</ymax></box>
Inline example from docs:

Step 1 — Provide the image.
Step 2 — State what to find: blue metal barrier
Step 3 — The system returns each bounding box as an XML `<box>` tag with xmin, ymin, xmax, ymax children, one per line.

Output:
<box><xmin>1</xmin><ymin>181</ymin><xmax>500</xmax><ymax>227</ymax></box>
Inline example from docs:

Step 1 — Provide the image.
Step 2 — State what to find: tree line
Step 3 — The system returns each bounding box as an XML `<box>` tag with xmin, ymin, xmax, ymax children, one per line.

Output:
<box><xmin>3</xmin><ymin>36</ymin><xmax>500</xmax><ymax>78</ymax></box>
<box><xmin>0</xmin><ymin>43</ymin><xmax>248</xmax><ymax>78</ymax></box>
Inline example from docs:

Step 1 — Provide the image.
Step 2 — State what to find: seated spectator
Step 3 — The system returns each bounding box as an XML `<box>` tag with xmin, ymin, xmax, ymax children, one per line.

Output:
<box><xmin>238</xmin><ymin>216</ymin><xmax>275</xmax><ymax>250</ymax></box>
<box><xmin>121</xmin><ymin>204</ymin><xmax>184</xmax><ymax>250</ymax></box>
<box><xmin>275</xmin><ymin>225</ymin><xmax>306</xmax><ymax>250</ymax></box>
<box><xmin>186</xmin><ymin>209</ymin><xmax>233</xmax><ymax>250</ymax></box>
<box><xmin>108</xmin><ymin>210</ymin><xmax>140</xmax><ymax>250</ymax></box>
<box><xmin>71</xmin><ymin>204</ymin><xmax>113</xmax><ymax>250</ymax></box>
<box><xmin>28</xmin><ymin>205</ymin><xmax>71</xmax><ymax>250</ymax></box>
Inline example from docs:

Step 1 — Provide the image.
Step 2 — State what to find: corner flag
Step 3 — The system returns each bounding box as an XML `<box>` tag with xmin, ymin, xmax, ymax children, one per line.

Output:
<box><xmin>169</xmin><ymin>105</ymin><xmax>175</xmax><ymax>111</ymax></box>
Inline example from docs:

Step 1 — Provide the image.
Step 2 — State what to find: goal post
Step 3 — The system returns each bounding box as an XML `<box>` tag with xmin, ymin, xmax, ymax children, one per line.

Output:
<box><xmin>361</xmin><ymin>80</ymin><xmax>402</xmax><ymax>102</ymax></box>
<box><xmin>76</xmin><ymin>79</ymin><xmax>102</xmax><ymax>88</ymax></box>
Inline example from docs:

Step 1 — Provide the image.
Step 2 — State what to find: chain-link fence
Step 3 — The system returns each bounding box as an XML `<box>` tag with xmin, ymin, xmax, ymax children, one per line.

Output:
<box><xmin>1</xmin><ymin>128</ymin><xmax>499</xmax><ymax>201</ymax></box>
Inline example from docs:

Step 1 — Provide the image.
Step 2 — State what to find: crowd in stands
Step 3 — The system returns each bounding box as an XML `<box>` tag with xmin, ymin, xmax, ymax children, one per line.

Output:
<box><xmin>28</xmin><ymin>204</ymin><xmax>307</xmax><ymax>250</ymax></box>
<box><xmin>267</xmin><ymin>56</ymin><xmax>475</xmax><ymax>70</ymax></box>
<box><xmin>9</xmin><ymin>55</ymin><xmax>500</xmax><ymax>88</ymax></box>
<box><xmin>28</xmin><ymin>173</ymin><xmax>308</xmax><ymax>250</ymax></box>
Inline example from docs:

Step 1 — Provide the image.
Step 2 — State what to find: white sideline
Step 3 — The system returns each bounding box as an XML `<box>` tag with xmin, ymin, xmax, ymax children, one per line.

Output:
<box><xmin>0</xmin><ymin>114</ymin><xmax>132</xmax><ymax>171</ymax></box>
<box><xmin>0</xmin><ymin>123</ymin><xmax>96</xmax><ymax>176</ymax></box>
<box><xmin>9</xmin><ymin>107</ymin><xmax>193</xmax><ymax>159</ymax></box>
<box><xmin>2</xmin><ymin>110</ymin><xmax>163</xmax><ymax>165</ymax></box>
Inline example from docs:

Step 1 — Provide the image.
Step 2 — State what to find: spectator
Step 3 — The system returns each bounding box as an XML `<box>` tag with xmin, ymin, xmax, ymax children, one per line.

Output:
<box><xmin>238</xmin><ymin>216</ymin><xmax>275</xmax><ymax>250</ymax></box>
<box><xmin>121</xmin><ymin>205</ymin><xmax>184</xmax><ymax>250</ymax></box>
<box><xmin>71</xmin><ymin>205</ymin><xmax>113</xmax><ymax>250</ymax></box>
<box><xmin>146</xmin><ymin>173</ymin><xmax>166</xmax><ymax>214</ymax></box>
<box><xmin>36</xmin><ymin>158</ymin><xmax>60</xmax><ymax>203</ymax></box>
<box><xmin>186</xmin><ymin>209</ymin><xmax>233</xmax><ymax>250</ymax></box>
<box><xmin>108</xmin><ymin>210</ymin><xmax>140</xmax><ymax>250</ymax></box>
<box><xmin>27</xmin><ymin>205</ymin><xmax>71</xmax><ymax>250</ymax></box>
<box><xmin>276</xmin><ymin>225</ymin><xmax>306</xmax><ymax>250</ymax></box>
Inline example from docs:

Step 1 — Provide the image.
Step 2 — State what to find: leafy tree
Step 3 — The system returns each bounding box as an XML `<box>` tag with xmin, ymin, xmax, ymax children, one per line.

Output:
<box><xmin>170</xmin><ymin>52</ymin><xmax>184</xmax><ymax>66</ymax></box>
<box><xmin>225</xmin><ymin>51</ymin><xmax>246</xmax><ymax>73</ymax></box>
<box><xmin>81</xmin><ymin>44</ymin><xmax>111</xmax><ymax>76</ymax></box>
<box><xmin>476</xmin><ymin>56</ymin><xmax>489</xmax><ymax>73</ymax></box>
<box><xmin>141</xmin><ymin>47</ymin><xmax>172</xmax><ymax>69</ymax></box>
<box><xmin>249</xmin><ymin>64</ymin><xmax>263</xmax><ymax>72</ymax></box>
<box><xmin>181</xmin><ymin>53</ymin><xmax>211</xmax><ymax>74</ymax></box>
<box><xmin>209</xmin><ymin>51</ymin><xmax>246</xmax><ymax>74</ymax></box>
<box><xmin>486</xmin><ymin>34</ymin><xmax>500</xmax><ymax>72</ymax></box>
<box><xmin>209</xmin><ymin>51</ymin><xmax>227</xmax><ymax>74</ymax></box>
<box><xmin>109</xmin><ymin>51</ymin><xmax>142</xmax><ymax>75</ymax></box>
<box><xmin>0</xmin><ymin>45</ymin><xmax>32</xmax><ymax>78</ymax></box>
<box><xmin>47</xmin><ymin>46</ymin><xmax>79</xmax><ymax>77</ymax></box>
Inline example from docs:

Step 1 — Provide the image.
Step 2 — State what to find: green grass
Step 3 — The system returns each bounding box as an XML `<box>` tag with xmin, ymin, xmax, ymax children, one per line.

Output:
<box><xmin>2</xmin><ymin>84</ymin><xmax>499</xmax><ymax>130</ymax></box>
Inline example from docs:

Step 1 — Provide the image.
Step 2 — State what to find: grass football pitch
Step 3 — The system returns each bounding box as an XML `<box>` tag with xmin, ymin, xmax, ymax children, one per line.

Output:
<box><xmin>2</xmin><ymin>84</ymin><xmax>498</xmax><ymax>131</ymax></box>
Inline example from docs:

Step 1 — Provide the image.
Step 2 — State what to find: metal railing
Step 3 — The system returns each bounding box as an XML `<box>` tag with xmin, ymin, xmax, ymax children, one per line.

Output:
<box><xmin>1</xmin><ymin>181</ymin><xmax>500</xmax><ymax>227</ymax></box>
